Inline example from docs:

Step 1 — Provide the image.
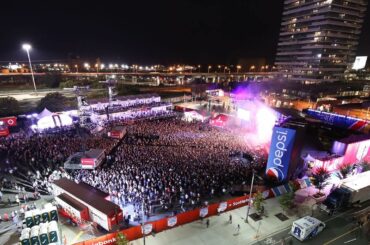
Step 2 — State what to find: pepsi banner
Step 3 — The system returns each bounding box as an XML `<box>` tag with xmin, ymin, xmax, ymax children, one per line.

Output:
<box><xmin>305</xmin><ymin>109</ymin><xmax>368</xmax><ymax>132</ymax></box>
<box><xmin>266</xmin><ymin>126</ymin><xmax>296</xmax><ymax>182</ymax></box>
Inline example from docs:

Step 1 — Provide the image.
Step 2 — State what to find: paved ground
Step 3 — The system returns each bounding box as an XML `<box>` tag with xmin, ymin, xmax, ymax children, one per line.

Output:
<box><xmin>128</xmin><ymin>197</ymin><xmax>319</xmax><ymax>245</ymax></box>
<box><xmin>2</xmin><ymin>183</ymin><xmax>369</xmax><ymax>245</ymax></box>
<box><xmin>254</xmin><ymin>202</ymin><xmax>370</xmax><ymax>245</ymax></box>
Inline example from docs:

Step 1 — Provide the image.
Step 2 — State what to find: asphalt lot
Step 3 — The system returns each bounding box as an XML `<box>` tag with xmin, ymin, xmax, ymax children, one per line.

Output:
<box><xmin>254</xmin><ymin>202</ymin><xmax>370</xmax><ymax>245</ymax></box>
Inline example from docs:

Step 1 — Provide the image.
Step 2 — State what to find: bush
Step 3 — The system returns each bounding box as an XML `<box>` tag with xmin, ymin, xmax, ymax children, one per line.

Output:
<box><xmin>116</xmin><ymin>231</ymin><xmax>129</xmax><ymax>245</ymax></box>
<box><xmin>253</xmin><ymin>191</ymin><xmax>265</xmax><ymax>214</ymax></box>
<box><xmin>37</xmin><ymin>92</ymin><xmax>69</xmax><ymax>112</ymax></box>
<box><xmin>311</xmin><ymin>167</ymin><xmax>330</xmax><ymax>196</ymax></box>
<box><xmin>0</xmin><ymin>97</ymin><xmax>20</xmax><ymax>117</ymax></box>
<box><xmin>279</xmin><ymin>192</ymin><xmax>295</xmax><ymax>212</ymax></box>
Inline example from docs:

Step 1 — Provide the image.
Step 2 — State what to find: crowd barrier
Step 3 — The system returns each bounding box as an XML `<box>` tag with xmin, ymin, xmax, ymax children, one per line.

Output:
<box><xmin>73</xmin><ymin>178</ymin><xmax>311</xmax><ymax>245</ymax></box>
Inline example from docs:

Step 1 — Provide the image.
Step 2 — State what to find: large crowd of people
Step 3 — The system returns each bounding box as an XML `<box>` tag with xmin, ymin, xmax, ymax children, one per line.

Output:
<box><xmin>0</xmin><ymin>114</ymin><xmax>267</xmax><ymax>220</ymax></box>
<box><xmin>0</xmin><ymin>128</ymin><xmax>116</xmax><ymax>194</ymax></box>
<box><xmin>71</xmin><ymin>118</ymin><xmax>267</xmax><ymax>217</ymax></box>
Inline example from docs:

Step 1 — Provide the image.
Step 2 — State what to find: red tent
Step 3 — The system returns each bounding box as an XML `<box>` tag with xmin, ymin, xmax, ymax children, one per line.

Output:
<box><xmin>210</xmin><ymin>114</ymin><xmax>230</xmax><ymax>127</ymax></box>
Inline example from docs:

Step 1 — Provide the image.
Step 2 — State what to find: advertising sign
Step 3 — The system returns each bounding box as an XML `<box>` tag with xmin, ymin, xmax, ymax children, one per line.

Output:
<box><xmin>218</xmin><ymin>202</ymin><xmax>227</xmax><ymax>212</ymax></box>
<box><xmin>81</xmin><ymin>158</ymin><xmax>95</xmax><ymax>169</ymax></box>
<box><xmin>0</xmin><ymin>127</ymin><xmax>9</xmax><ymax>137</ymax></box>
<box><xmin>141</xmin><ymin>224</ymin><xmax>153</xmax><ymax>235</ymax></box>
<box><xmin>305</xmin><ymin>109</ymin><xmax>368</xmax><ymax>132</ymax></box>
<box><xmin>352</xmin><ymin>56</ymin><xmax>368</xmax><ymax>70</ymax></box>
<box><xmin>167</xmin><ymin>216</ymin><xmax>177</xmax><ymax>227</ymax></box>
<box><xmin>266</xmin><ymin>126</ymin><xmax>296</xmax><ymax>181</ymax></box>
<box><xmin>199</xmin><ymin>207</ymin><xmax>208</xmax><ymax>218</ymax></box>
<box><xmin>0</xmin><ymin>116</ymin><xmax>17</xmax><ymax>127</ymax></box>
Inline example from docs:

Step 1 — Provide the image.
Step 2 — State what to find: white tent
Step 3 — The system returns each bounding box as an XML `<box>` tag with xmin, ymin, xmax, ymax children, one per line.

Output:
<box><xmin>37</xmin><ymin>108</ymin><xmax>53</xmax><ymax>119</ymax></box>
<box><xmin>37</xmin><ymin>113</ymin><xmax>73</xmax><ymax>130</ymax></box>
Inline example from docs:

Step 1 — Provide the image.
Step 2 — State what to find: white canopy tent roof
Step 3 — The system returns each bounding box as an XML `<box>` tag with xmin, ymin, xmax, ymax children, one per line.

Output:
<box><xmin>37</xmin><ymin>108</ymin><xmax>53</xmax><ymax>119</ymax></box>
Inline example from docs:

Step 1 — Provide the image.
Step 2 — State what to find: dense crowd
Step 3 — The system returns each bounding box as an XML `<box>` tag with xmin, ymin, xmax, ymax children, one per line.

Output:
<box><xmin>72</xmin><ymin>118</ymin><xmax>267</xmax><ymax>217</ymax></box>
<box><xmin>0</xmin><ymin>128</ymin><xmax>116</xmax><ymax>194</ymax></box>
<box><xmin>0</xmin><ymin>116</ymin><xmax>267</xmax><ymax>220</ymax></box>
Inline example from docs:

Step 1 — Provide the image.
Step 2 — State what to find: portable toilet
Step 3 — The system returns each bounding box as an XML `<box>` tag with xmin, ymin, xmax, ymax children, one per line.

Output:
<box><xmin>48</xmin><ymin>221</ymin><xmax>60</xmax><ymax>244</ymax></box>
<box><xmin>30</xmin><ymin>225</ymin><xmax>40</xmax><ymax>245</ymax></box>
<box><xmin>25</xmin><ymin>211</ymin><xmax>34</xmax><ymax>228</ymax></box>
<box><xmin>41</xmin><ymin>207</ymin><xmax>50</xmax><ymax>223</ymax></box>
<box><xmin>39</xmin><ymin>223</ymin><xmax>49</xmax><ymax>245</ymax></box>
<box><xmin>43</xmin><ymin>203</ymin><xmax>53</xmax><ymax>210</ymax></box>
<box><xmin>49</xmin><ymin>206</ymin><xmax>58</xmax><ymax>222</ymax></box>
<box><xmin>20</xmin><ymin>231</ymin><xmax>31</xmax><ymax>245</ymax></box>
<box><xmin>33</xmin><ymin>209</ymin><xmax>41</xmax><ymax>226</ymax></box>
<box><xmin>21</xmin><ymin>227</ymin><xmax>31</xmax><ymax>236</ymax></box>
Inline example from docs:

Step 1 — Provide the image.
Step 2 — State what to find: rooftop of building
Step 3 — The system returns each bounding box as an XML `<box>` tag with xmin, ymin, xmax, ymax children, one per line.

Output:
<box><xmin>83</xmin><ymin>149</ymin><xmax>105</xmax><ymax>159</ymax></box>
<box><xmin>88</xmin><ymin>93</ymin><xmax>160</xmax><ymax>105</ymax></box>
<box><xmin>53</xmin><ymin>178</ymin><xmax>120</xmax><ymax>217</ymax></box>
<box><xmin>336</xmin><ymin>134</ymin><xmax>370</xmax><ymax>144</ymax></box>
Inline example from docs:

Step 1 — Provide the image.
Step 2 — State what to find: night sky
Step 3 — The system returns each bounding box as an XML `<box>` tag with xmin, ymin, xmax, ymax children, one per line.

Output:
<box><xmin>0</xmin><ymin>0</ymin><xmax>369</xmax><ymax>65</ymax></box>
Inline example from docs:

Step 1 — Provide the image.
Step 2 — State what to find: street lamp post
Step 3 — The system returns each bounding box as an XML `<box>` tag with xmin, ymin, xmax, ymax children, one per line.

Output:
<box><xmin>245</xmin><ymin>171</ymin><xmax>255</xmax><ymax>223</ymax></box>
<box><xmin>22</xmin><ymin>44</ymin><xmax>37</xmax><ymax>94</ymax></box>
<box><xmin>246</xmin><ymin>170</ymin><xmax>262</xmax><ymax>223</ymax></box>
<box><xmin>237</xmin><ymin>65</ymin><xmax>241</xmax><ymax>74</ymax></box>
<box><xmin>208</xmin><ymin>65</ymin><xmax>211</xmax><ymax>73</ymax></box>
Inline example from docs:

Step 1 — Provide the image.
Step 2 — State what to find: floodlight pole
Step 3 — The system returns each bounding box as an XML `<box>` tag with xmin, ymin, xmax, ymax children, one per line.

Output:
<box><xmin>23</xmin><ymin>44</ymin><xmax>37</xmax><ymax>94</ymax></box>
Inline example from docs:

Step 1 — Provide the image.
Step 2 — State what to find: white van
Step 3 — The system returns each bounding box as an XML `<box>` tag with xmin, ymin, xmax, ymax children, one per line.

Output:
<box><xmin>290</xmin><ymin>216</ymin><xmax>325</xmax><ymax>241</ymax></box>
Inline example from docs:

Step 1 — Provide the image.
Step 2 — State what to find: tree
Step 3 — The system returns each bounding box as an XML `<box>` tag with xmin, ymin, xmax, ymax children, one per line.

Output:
<box><xmin>0</xmin><ymin>97</ymin><xmax>20</xmax><ymax>117</ymax></box>
<box><xmin>37</xmin><ymin>92</ymin><xmax>69</xmax><ymax>112</ymax></box>
<box><xmin>279</xmin><ymin>192</ymin><xmax>295</xmax><ymax>213</ymax></box>
<box><xmin>253</xmin><ymin>191</ymin><xmax>265</xmax><ymax>215</ymax></box>
<box><xmin>360</xmin><ymin>161</ymin><xmax>370</xmax><ymax>172</ymax></box>
<box><xmin>337</xmin><ymin>163</ymin><xmax>353</xmax><ymax>179</ymax></box>
<box><xmin>116</xmin><ymin>231</ymin><xmax>129</xmax><ymax>245</ymax></box>
<box><xmin>311</xmin><ymin>167</ymin><xmax>331</xmax><ymax>197</ymax></box>
<box><xmin>279</xmin><ymin>181</ymin><xmax>298</xmax><ymax>214</ymax></box>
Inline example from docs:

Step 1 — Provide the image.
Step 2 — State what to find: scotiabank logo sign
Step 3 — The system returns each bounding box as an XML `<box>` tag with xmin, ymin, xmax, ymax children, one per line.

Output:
<box><xmin>91</xmin><ymin>237</ymin><xmax>116</xmax><ymax>245</ymax></box>
<box><xmin>265</xmin><ymin>127</ymin><xmax>296</xmax><ymax>182</ymax></box>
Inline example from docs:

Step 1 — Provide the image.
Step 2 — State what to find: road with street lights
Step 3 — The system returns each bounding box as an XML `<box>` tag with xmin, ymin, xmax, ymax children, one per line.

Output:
<box><xmin>254</xmin><ymin>201</ymin><xmax>370</xmax><ymax>245</ymax></box>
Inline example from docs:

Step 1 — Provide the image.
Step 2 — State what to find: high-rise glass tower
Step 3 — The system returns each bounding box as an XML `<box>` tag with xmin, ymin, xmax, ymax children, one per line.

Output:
<box><xmin>275</xmin><ymin>0</ymin><xmax>368</xmax><ymax>83</ymax></box>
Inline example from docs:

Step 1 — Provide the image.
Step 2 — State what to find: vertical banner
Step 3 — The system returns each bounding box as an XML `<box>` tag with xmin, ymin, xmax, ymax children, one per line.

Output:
<box><xmin>265</xmin><ymin>126</ymin><xmax>296</xmax><ymax>182</ymax></box>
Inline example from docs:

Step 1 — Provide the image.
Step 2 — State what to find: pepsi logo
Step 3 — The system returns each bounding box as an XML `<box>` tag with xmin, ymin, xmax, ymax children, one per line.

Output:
<box><xmin>199</xmin><ymin>207</ymin><xmax>208</xmax><ymax>217</ymax></box>
<box><xmin>167</xmin><ymin>216</ymin><xmax>177</xmax><ymax>227</ymax></box>
<box><xmin>266</xmin><ymin>167</ymin><xmax>284</xmax><ymax>182</ymax></box>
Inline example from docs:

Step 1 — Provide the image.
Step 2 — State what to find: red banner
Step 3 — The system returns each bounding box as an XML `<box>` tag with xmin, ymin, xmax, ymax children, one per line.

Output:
<box><xmin>0</xmin><ymin>116</ymin><xmax>17</xmax><ymax>127</ymax></box>
<box><xmin>0</xmin><ymin>127</ymin><xmax>9</xmax><ymax>137</ymax></box>
<box><xmin>81</xmin><ymin>158</ymin><xmax>95</xmax><ymax>166</ymax></box>
<box><xmin>73</xmin><ymin>194</ymin><xmax>254</xmax><ymax>245</ymax></box>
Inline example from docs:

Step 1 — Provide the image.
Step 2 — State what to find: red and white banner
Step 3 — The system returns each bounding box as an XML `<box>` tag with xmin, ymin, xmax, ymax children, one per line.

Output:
<box><xmin>0</xmin><ymin>117</ymin><xmax>17</xmax><ymax>127</ymax></box>
<box><xmin>199</xmin><ymin>207</ymin><xmax>208</xmax><ymax>217</ymax></box>
<box><xmin>0</xmin><ymin>127</ymin><xmax>9</xmax><ymax>137</ymax></box>
<box><xmin>81</xmin><ymin>158</ymin><xmax>95</xmax><ymax>167</ymax></box>
<box><xmin>141</xmin><ymin>224</ymin><xmax>153</xmax><ymax>235</ymax></box>
<box><xmin>167</xmin><ymin>216</ymin><xmax>177</xmax><ymax>227</ymax></box>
